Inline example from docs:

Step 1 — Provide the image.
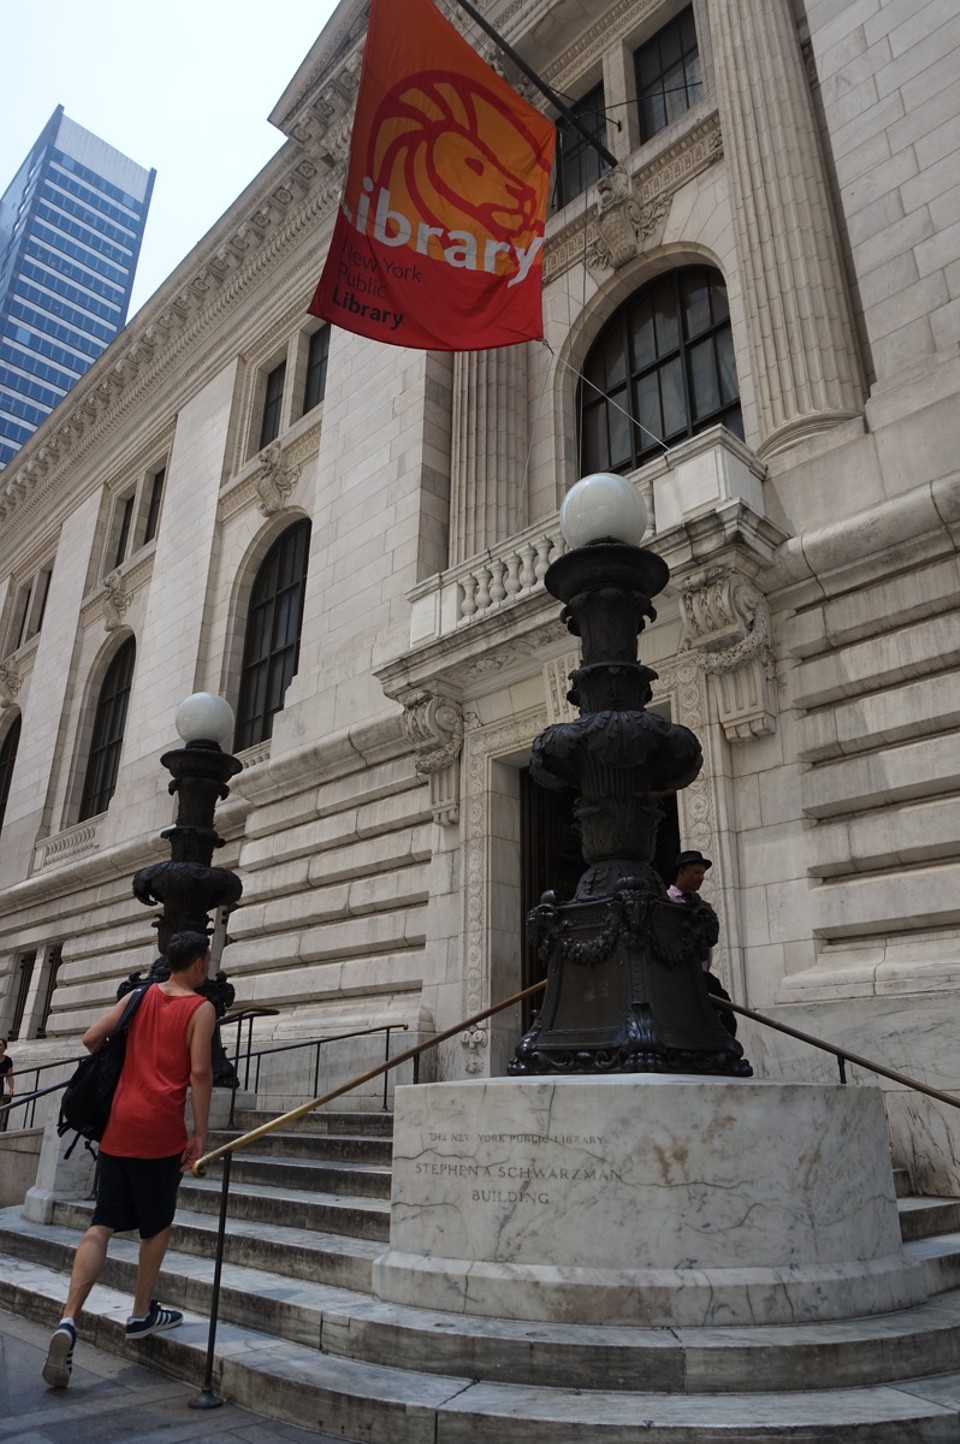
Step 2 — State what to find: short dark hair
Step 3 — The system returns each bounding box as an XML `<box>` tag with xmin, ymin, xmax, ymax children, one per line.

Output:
<box><xmin>0</xmin><ymin>1038</ymin><xmax>6</xmax><ymax>1046</ymax></box>
<box><xmin>167</xmin><ymin>931</ymin><xmax>210</xmax><ymax>973</ymax></box>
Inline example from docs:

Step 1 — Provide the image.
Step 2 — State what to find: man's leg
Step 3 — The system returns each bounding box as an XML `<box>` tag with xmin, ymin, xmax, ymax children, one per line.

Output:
<box><xmin>124</xmin><ymin>1155</ymin><xmax>184</xmax><ymax>1337</ymax></box>
<box><xmin>63</xmin><ymin>1223</ymin><xmax>113</xmax><ymax>1319</ymax></box>
<box><xmin>43</xmin><ymin>1223</ymin><xmax>113</xmax><ymax>1386</ymax></box>
<box><xmin>131</xmin><ymin>1226</ymin><xmax>172</xmax><ymax>1319</ymax></box>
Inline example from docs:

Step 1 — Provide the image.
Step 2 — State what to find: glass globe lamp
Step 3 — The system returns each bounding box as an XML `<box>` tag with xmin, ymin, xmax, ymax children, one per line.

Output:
<box><xmin>175</xmin><ymin>692</ymin><xmax>235</xmax><ymax>750</ymax></box>
<box><xmin>559</xmin><ymin>472</ymin><xmax>648</xmax><ymax>549</ymax></box>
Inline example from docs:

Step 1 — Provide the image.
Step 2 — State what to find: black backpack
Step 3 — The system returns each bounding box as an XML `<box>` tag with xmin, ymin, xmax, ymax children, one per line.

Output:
<box><xmin>58</xmin><ymin>985</ymin><xmax>150</xmax><ymax>1149</ymax></box>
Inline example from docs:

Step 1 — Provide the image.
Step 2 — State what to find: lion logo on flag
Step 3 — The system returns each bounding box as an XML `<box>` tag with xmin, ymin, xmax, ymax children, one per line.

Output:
<box><xmin>367</xmin><ymin>72</ymin><xmax>552</xmax><ymax>266</ymax></box>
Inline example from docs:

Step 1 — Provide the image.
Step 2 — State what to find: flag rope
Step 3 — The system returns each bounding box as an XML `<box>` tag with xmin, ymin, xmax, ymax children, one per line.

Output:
<box><xmin>543</xmin><ymin>339</ymin><xmax>673</xmax><ymax>458</ymax></box>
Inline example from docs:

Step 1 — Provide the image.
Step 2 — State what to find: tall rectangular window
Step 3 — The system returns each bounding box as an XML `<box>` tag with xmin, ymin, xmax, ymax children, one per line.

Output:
<box><xmin>0</xmin><ymin>714</ymin><xmax>22</xmax><ymax>834</ymax></box>
<box><xmin>78</xmin><ymin>636</ymin><xmax>136</xmax><ymax>821</ymax></box>
<box><xmin>142</xmin><ymin>467</ymin><xmax>165</xmax><ymax>544</ymax></box>
<box><xmin>6</xmin><ymin>952</ymin><xmax>36</xmax><ymax>1042</ymax></box>
<box><xmin>635</xmin><ymin>6</ymin><xmax>703</xmax><ymax>142</ymax></box>
<box><xmin>6</xmin><ymin>561</ymin><xmax>53</xmax><ymax>651</ymax></box>
<box><xmin>553</xmin><ymin>84</ymin><xmax>608</xmax><ymax>211</ymax></box>
<box><xmin>36</xmin><ymin>945</ymin><xmax>63</xmax><ymax>1040</ymax></box>
<box><xmin>303</xmin><ymin>329</ymin><xmax>329</xmax><ymax>414</ymax></box>
<box><xmin>113</xmin><ymin>492</ymin><xmax>135</xmax><ymax>568</ymax></box>
<box><xmin>259</xmin><ymin>361</ymin><xmax>286</xmax><ymax>449</ymax></box>
<box><xmin>32</xmin><ymin>568</ymin><xmax>52</xmax><ymax>634</ymax></box>
<box><xmin>11</xmin><ymin>584</ymin><xmax>33</xmax><ymax>651</ymax></box>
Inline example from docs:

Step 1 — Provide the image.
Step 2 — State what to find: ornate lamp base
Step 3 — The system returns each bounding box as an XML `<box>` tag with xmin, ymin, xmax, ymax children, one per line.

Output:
<box><xmin>510</xmin><ymin>874</ymin><xmax>751</xmax><ymax>1077</ymax></box>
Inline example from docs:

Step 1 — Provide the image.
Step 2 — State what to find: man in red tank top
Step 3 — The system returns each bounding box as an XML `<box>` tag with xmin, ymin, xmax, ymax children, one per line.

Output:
<box><xmin>43</xmin><ymin>931</ymin><xmax>216</xmax><ymax>1388</ymax></box>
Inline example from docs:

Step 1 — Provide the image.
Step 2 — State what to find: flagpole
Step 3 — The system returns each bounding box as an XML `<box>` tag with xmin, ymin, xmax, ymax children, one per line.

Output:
<box><xmin>450</xmin><ymin>0</ymin><xmax>620</xmax><ymax>170</ymax></box>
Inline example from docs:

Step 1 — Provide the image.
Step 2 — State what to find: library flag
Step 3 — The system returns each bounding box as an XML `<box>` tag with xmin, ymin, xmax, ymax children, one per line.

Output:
<box><xmin>308</xmin><ymin>0</ymin><xmax>555</xmax><ymax>350</ymax></box>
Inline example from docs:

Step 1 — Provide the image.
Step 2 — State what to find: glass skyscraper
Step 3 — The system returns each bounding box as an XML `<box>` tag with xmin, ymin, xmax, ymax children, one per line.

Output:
<box><xmin>0</xmin><ymin>106</ymin><xmax>155</xmax><ymax>468</ymax></box>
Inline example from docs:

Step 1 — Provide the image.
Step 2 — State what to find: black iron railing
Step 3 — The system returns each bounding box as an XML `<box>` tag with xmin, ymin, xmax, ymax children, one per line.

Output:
<box><xmin>219</xmin><ymin>1011</ymin><xmax>411</xmax><ymax>1120</ymax></box>
<box><xmin>722</xmin><ymin>996</ymin><xmax>960</xmax><ymax>1105</ymax></box>
<box><xmin>0</xmin><ymin>1056</ymin><xmax>81</xmax><ymax>1131</ymax></box>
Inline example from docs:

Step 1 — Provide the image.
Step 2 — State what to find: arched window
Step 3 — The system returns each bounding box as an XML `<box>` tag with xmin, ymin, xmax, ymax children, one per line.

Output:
<box><xmin>78</xmin><ymin>637</ymin><xmax>136</xmax><ymax>821</ymax></box>
<box><xmin>579</xmin><ymin>267</ymin><xmax>742</xmax><ymax>474</ymax></box>
<box><xmin>0</xmin><ymin>712</ymin><xmax>21</xmax><ymax>834</ymax></box>
<box><xmin>235</xmin><ymin>519</ymin><xmax>311</xmax><ymax>750</ymax></box>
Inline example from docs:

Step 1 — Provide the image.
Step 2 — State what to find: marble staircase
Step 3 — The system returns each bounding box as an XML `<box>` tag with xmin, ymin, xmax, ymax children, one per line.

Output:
<box><xmin>3</xmin><ymin>1106</ymin><xmax>960</xmax><ymax>1440</ymax></box>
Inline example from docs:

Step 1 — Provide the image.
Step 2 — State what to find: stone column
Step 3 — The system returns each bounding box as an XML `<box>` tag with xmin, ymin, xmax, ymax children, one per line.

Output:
<box><xmin>449</xmin><ymin>347</ymin><xmax>528</xmax><ymax>563</ymax></box>
<box><xmin>707</xmin><ymin>0</ymin><xmax>865</xmax><ymax>456</ymax></box>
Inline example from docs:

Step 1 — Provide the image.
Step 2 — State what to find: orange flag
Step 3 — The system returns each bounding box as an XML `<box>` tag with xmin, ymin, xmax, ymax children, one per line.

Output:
<box><xmin>308</xmin><ymin>0</ymin><xmax>555</xmax><ymax>350</ymax></box>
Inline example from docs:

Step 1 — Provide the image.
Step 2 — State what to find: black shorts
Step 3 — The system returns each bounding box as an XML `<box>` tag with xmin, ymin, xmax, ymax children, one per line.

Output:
<box><xmin>92</xmin><ymin>1152</ymin><xmax>182</xmax><ymax>1239</ymax></box>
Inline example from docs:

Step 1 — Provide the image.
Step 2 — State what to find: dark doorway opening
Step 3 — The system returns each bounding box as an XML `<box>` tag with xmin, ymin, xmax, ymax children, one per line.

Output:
<box><xmin>518</xmin><ymin>768</ymin><xmax>681</xmax><ymax>1031</ymax></box>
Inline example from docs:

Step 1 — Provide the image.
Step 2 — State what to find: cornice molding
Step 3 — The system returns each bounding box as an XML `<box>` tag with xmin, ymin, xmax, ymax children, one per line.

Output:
<box><xmin>544</xmin><ymin>0</ymin><xmax>663</xmax><ymax>88</ymax></box>
<box><xmin>270</xmin><ymin>1</ymin><xmax>368</xmax><ymax>137</ymax></box>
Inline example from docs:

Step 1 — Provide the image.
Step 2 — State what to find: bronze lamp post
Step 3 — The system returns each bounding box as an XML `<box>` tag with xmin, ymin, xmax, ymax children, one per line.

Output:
<box><xmin>123</xmin><ymin>692</ymin><xmax>244</xmax><ymax>1086</ymax></box>
<box><xmin>510</xmin><ymin>474</ymin><xmax>751</xmax><ymax>1077</ymax></box>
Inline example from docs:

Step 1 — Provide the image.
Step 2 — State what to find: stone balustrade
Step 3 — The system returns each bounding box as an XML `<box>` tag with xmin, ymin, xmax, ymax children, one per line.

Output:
<box><xmin>458</xmin><ymin>525</ymin><xmax>567</xmax><ymax>621</ymax></box>
<box><xmin>407</xmin><ymin>427</ymin><xmax>766</xmax><ymax>647</ymax></box>
<box><xmin>35</xmin><ymin>815</ymin><xmax>103</xmax><ymax>872</ymax></box>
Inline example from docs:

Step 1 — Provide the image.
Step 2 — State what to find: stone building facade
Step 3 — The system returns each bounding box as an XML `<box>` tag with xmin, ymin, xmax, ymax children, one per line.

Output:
<box><xmin>0</xmin><ymin>0</ymin><xmax>958</xmax><ymax>1182</ymax></box>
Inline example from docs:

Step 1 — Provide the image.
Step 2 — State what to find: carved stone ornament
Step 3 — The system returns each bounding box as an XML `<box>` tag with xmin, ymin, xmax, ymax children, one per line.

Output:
<box><xmin>102</xmin><ymin>571</ymin><xmax>131</xmax><ymax>632</ymax></box>
<box><xmin>401</xmin><ymin>689</ymin><xmax>465</xmax><ymax>826</ymax></box>
<box><xmin>460</xmin><ymin>1023</ymin><xmax>487</xmax><ymax>1075</ymax></box>
<box><xmin>255</xmin><ymin>440</ymin><xmax>301</xmax><ymax>517</ymax></box>
<box><xmin>0</xmin><ymin>662</ymin><xmax>21</xmax><ymax>708</ymax></box>
<box><xmin>679</xmin><ymin>570</ymin><xmax>778</xmax><ymax>741</ymax></box>
<box><xmin>585</xmin><ymin>166</ymin><xmax>669</xmax><ymax>275</ymax></box>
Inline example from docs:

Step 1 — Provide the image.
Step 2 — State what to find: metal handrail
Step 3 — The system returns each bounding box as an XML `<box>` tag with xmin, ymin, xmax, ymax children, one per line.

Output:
<box><xmin>219</xmin><ymin>1008</ymin><xmax>279</xmax><ymax>1095</ymax></box>
<box><xmin>723</xmin><ymin>997</ymin><xmax>960</xmax><ymax>1109</ymax></box>
<box><xmin>0</xmin><ymin>1077</ymin><xmax>75</xmax><ymax>1131</ymax></box>
<box><xmin>0</xmin><ymin>1055</ymin><xmax>82</xmax><ymax>1131</ymax></box>
<box><xmin>249</xmin><ymin>1024</ymin><xmax>409</xmax><ymax>1107</ymax></box>
<box><xmin>217</xmin><ymin>1009</ymin><xmax>410</xmax><ymax>1112</ymax></box>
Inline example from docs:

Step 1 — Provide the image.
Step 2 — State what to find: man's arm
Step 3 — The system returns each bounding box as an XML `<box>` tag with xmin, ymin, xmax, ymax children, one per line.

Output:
<box><xmin>82</xmin><ymin>996</ymin><xmax>131</xmax><ymax>1054</ymax></box>
<box><xmin>181</xmin><ymin>1001</ymin><xmax>216</xmax><ymax>1171</ymax></box>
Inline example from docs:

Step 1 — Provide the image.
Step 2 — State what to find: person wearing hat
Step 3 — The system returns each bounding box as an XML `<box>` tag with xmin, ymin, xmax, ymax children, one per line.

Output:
<box><xmin>667</xmin><ymin>850</ymin><xmax>737</xmax><ymax>1037</ymax></box>
<box><xmin>669</xmin><ymin>850</ymin><xmax>713</xmax><ymax>900</ymax></box>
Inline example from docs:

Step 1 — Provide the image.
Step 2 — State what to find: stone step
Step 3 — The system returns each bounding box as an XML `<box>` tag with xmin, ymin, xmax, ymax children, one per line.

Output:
<box><xmin>5</xmin><ymin>1204</ymin><xmax>960</xmax><ymax>1396</ymax></box>
<box><xmin>3</xmin><ymin>1251</ymin><xmax>960</xmax><ymax>1442</ymax></box>
<box><xmin>899</xmin><ymin>1196</ymin><xmax>960</xmax><ymax>1242</ymax></box>
<box><xmin>172</xmin><ymin>1177</ymin><xmax>955</xmax><ymax>1251</ymax></box>
<box><xmin>55</xmin><ymin>1174</ymin><xmax>392</xmax><ymax>1244</ymax></box>
<box><xmin>213</xmin><ymin>1152</ymin><xmax>393</xmax><ymax>1200</ymax></box>
<box><xmin>208</xmin><ymin>1127</ymin><xmax>393</xmax><ymax>1166</ymax></box>
<box><xmin>4</xmin><ymin>1201</ymin><xmax>380</xmax><ymax>1293</ymax></box>
<box><xmin>232</xmin><ymin>1107</ymin><xmax>393</xmax><ymax>1138</ymax></box>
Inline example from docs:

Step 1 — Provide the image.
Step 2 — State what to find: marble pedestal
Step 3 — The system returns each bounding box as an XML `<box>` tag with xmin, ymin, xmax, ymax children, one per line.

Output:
<box><xmin>372</xmin><ymin>1076</ymin><xmax>930</xmax><ymax>1327</ymax></box>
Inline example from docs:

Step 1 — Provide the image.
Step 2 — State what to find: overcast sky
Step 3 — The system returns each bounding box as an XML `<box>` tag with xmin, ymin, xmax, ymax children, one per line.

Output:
<box><xmin>0</xmin><ymin>1</ymin><xmax>341</xmax><ymax>317</ymax></box>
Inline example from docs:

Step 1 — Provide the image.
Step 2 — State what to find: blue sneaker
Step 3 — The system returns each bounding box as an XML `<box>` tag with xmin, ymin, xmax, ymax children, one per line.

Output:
<box><xmin>125</xmin><ymin>1300</ymin><xmax>183</xmax><ymax>1338</ymax></box>
<box><xmin>42</xmin><ymin>1320</ymin><xmax>76</xmax><ymax>1387</ymax></box>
